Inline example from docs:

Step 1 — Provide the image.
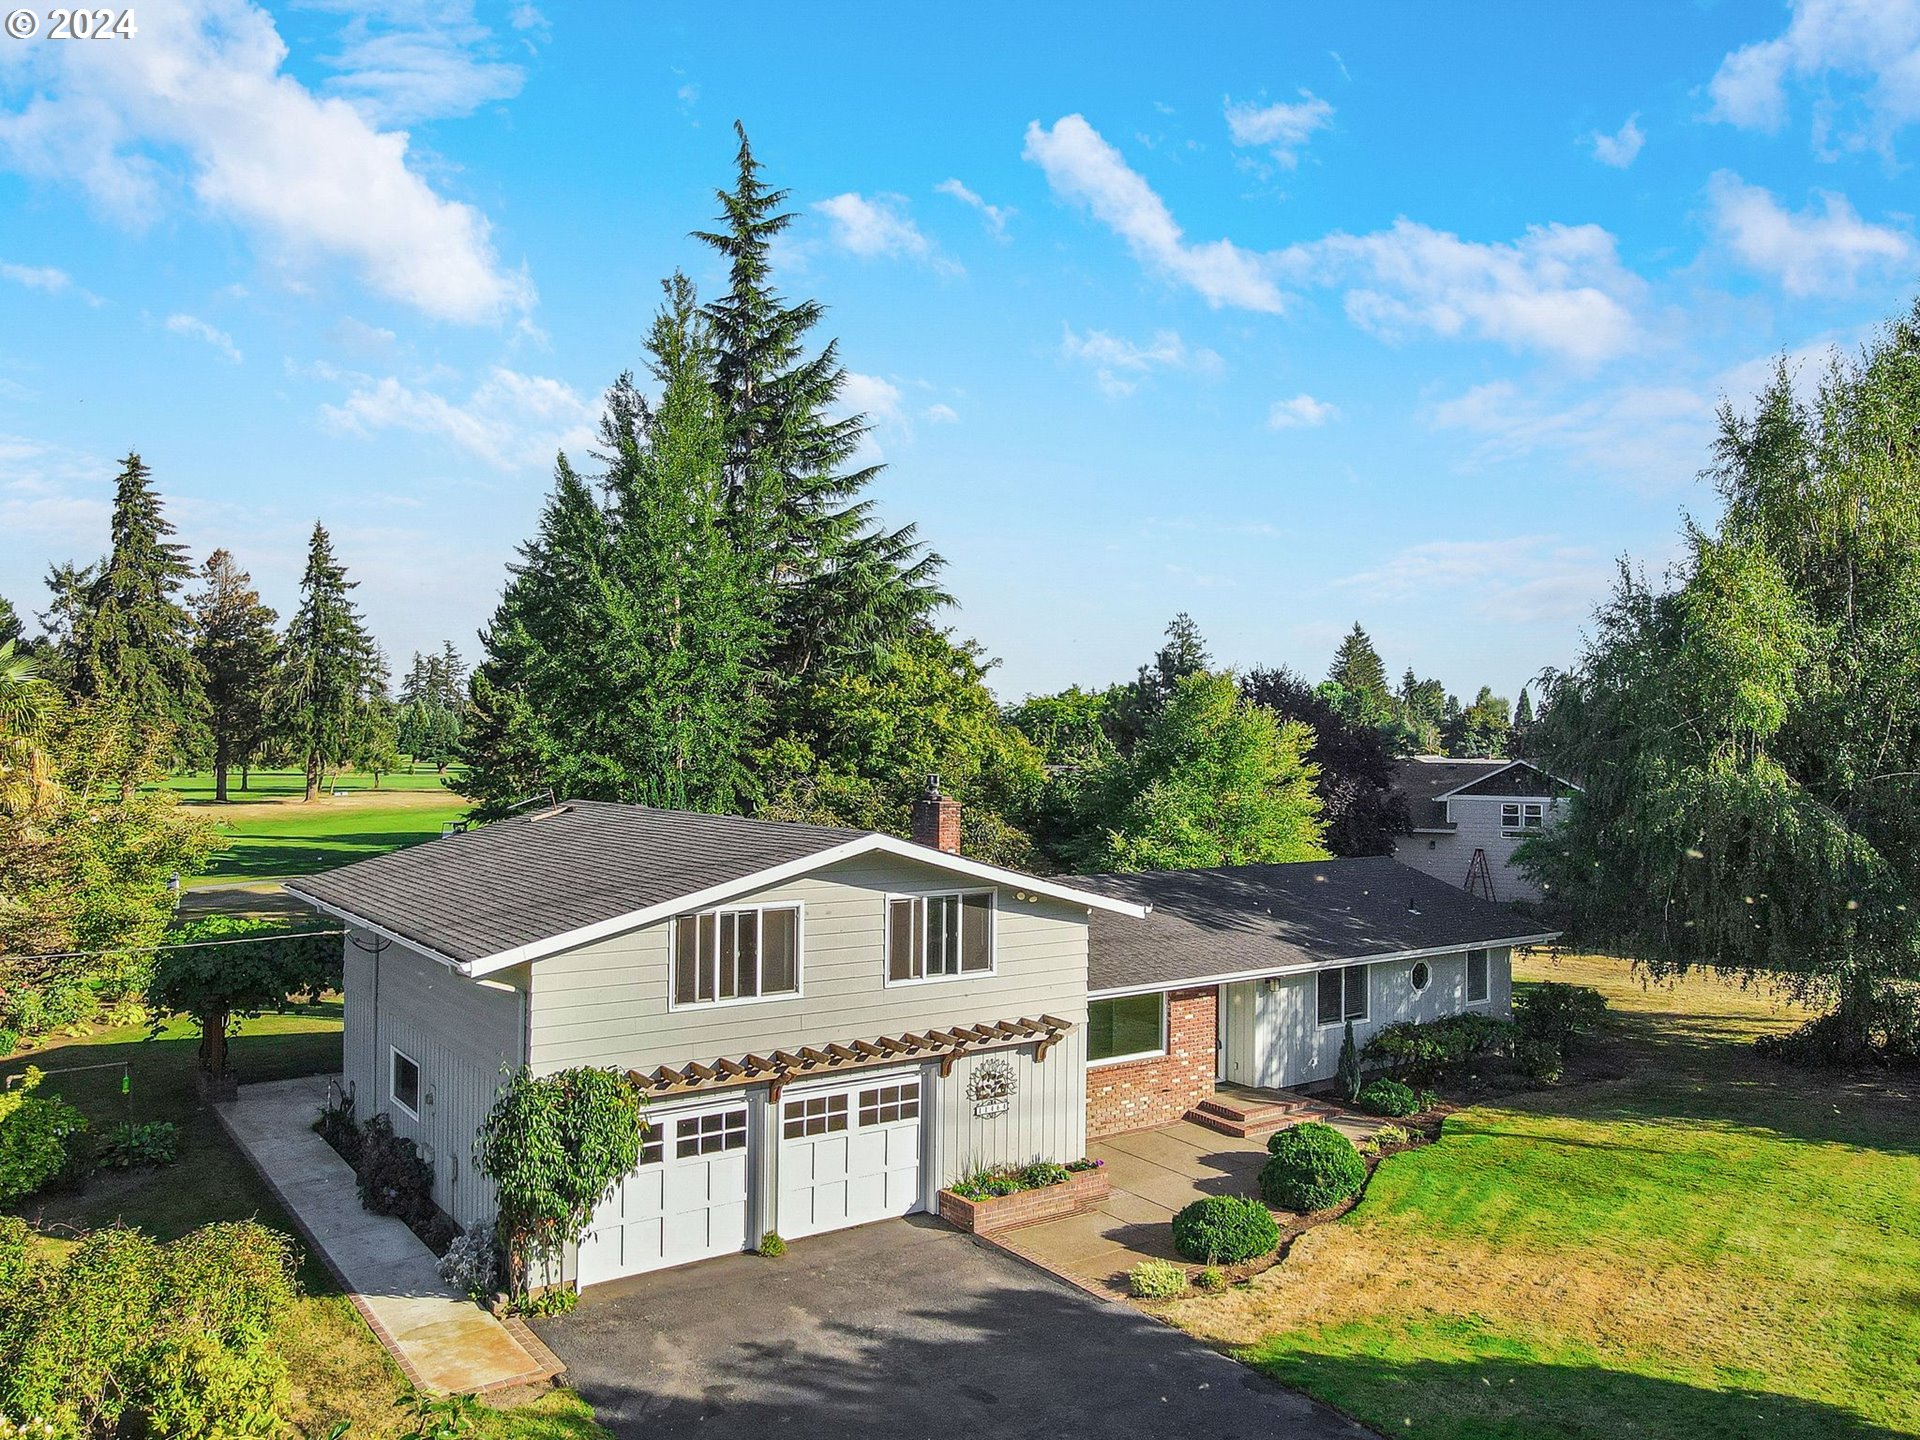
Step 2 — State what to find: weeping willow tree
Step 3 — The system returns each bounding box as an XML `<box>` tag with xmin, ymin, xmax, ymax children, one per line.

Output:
<box><xmin>1525</xmin><ymin>302</ymin><xmax>1920</xmax><ymax>1059</ymax></box>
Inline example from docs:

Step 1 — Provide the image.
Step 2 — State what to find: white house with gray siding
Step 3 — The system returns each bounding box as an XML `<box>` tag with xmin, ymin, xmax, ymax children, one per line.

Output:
<box><xmin>1388</xmin><ymin>757</ymin><xmax>1580</xmax><ymax>904</ymax></box>
<box><xmin>294</xmin><ymin>793</ymin><xmax>1555</xmax><ymax>1288</ymax></box>
<box><xmin>292</xmin><ymin>794</ymin><xmax>1143</xmax><ymax>1287</ymax></box>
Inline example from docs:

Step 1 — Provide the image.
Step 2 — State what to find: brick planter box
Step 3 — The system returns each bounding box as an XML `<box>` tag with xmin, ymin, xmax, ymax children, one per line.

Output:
<box><xmin>938</xmin><ymin>1167</ymin><xmax>1110</xmax><ymax>1234</ymax></box>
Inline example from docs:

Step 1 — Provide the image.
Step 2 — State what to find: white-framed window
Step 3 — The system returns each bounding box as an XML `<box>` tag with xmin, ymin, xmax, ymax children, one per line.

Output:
<box><xmin>389</xmin><ymin>1046</ymin><xmax>420</xmax><ymax>1118</ymax></box>
<box><xmin>1316</xmin><ymin>965</ymin><xmax>1370</xmax><ymax>1026</ymax></box>
<box><xmin>671</xmin><ymin>903</ymin><xmax>801</xmax><ymax>1008</ymax></box>
<box><xmin>1087</xmin><ymin>992</ymin><xmax>1167</xmax><ymax>1066</ymax></box>
<box><xmin>1466</xmin><ymin>948</ymin><xmax>1491</xmax><ymax>1004</ymax></box>
<box><xmin>1410</xmin><ymin>960</ymin><xmax>1431</xmax><ymax>993</ymax></box>
<box><xmin>1501</xmin><ymin>801</ymin><xmax>1546</xmax><ymax>835</ymax></box>
<box><xmin>886</xmin><ymin>890</ymin><xmax>994</xmax><ymax>983</ymax></box>
<box><xmin>674</xmin><ymin>1108</ymin><xmax>748</xmax><ymax>1158</ymax></box>
<box><xmin>782</xmin><ymin>1092</ymin><xmax>849</xmax><ymax>1139</ymax></box>
<box><xmin>857</xmin><ymin>1081</ymin><xmax>920</xmax><ymax>1126</ymax></box>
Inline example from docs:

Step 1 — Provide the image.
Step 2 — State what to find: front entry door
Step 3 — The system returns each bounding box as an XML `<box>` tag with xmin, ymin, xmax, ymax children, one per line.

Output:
<box><xmin>1223</xmin><ymin>981</ymin><xmax>1259</xmax><ymax>1085</ymax></box>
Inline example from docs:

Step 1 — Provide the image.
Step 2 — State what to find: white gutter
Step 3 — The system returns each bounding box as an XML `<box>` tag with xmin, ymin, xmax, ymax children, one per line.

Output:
<box><xmin>287</xmin><ymin>890</ymin><xmax>476</xmax><ymax>976</ymax></box>
<box><xmin>1087</xmin><ymin>931</ymin><xmax>1563</xmax><ymax>999</ymax></box>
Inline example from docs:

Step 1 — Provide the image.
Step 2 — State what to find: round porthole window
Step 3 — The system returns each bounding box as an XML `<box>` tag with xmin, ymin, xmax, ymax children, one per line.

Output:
<box><xmin>1410</xmin><ymin>961</ymin><xmax>1431</xmax><ymax>993</ymax></box>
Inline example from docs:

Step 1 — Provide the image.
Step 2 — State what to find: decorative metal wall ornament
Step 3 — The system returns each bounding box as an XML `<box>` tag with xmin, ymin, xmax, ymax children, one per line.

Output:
<box><xmin>967</xmin><ymin>1056</ymin><xmax>1018</xmax><ymax>1119</ymax></box>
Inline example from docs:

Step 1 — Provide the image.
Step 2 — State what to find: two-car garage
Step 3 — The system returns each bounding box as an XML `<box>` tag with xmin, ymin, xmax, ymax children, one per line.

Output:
<box><xmin>576</xmin><ymin>1070</ymin><xmax>927</xmax><ymax>1286</ymax></box>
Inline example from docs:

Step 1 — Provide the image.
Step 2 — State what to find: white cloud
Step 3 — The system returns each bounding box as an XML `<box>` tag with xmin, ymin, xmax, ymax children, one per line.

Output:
<box><xmin>814</xmin><ymin>192</ymin><xmax>941</xmax><ymax>263</ymax></box>
<box><xmin>1708</xmin><ymin>0</ymin><xmax>1920</xmax><ymax>148</ymax></box>
<box><xmin>1267</xmin><ymin>393</ymin><xmax>1337</xmax><ymax>429</ymax></box>
<box><xmin>1589</xmin><ymin>115</ymin><xmax>1645</xmax><ymax>167</ymax></box>
<box><xmin>1223</xmin><ymin>91</ymin><xmax>1334</xmax><ymax>167</ymax></box>
<box><xmin>1705</xmin><ymin>172</ymin><xmax>1914</xmax><ymax>296</ymax></box>
<box><xmin>935</xmin><ymin>177</ymin><xmax>1012</xmax><ymax>239</ymax></box>
<box><xmin>0</xmin><ymin>0</ymin><xmax>534</xmax><ymax>323</ymax></box>
<box><xmin>1023</xmin><ymin>114</ymin><xmax>1288</xmax><ymax>313</ymax></box>
<box><xmin>0</xmin><ymin>433</ymin><xmax>114</xmax><ymax>552</ymax></box>
<box><xmin>839</xmin><ymin>371</ymin><xmax>906</xmax><ymax>426</ymax></box>
<box><xmin>1280</xmin><ymin>219</ymin><xmax>1644</xmax><ymax>366</ymax></box>
<box><xmin>1059</xmin><ymin>325</ymin><xmax>1223</xmax><ymax>398</ymax></box>
<box><xmin>307</xmin><ymin>0</ymin><xmax>526</xmax><ymax>128</ymax></box>
<box><xmin>1430</xmin><ymin>378</ymin><xmax>1715</xmax><ymax>491</ymax></box>
<box><xmin>321</xmin><ymin>366</ymin><xmax>598</xmax><ymax>469</ymax></box>
<box><xmin>165</xmin><ymin>312</ymin><xmax>243</xmax><ymax>363</ymax></box>
<box><xmin>923</xmin><ymin>402</ymin><xmax>960</xmax><ymax>424</ymax></box>
<box><xmin>1337</xmin><ymin>536</ymin><xmax>1611</xmax><ymax>622</ymax></box>
<box><xmin>1</xmin><ymin>261</ymin><xmax>71</xmax><ymax>293</ymax></box>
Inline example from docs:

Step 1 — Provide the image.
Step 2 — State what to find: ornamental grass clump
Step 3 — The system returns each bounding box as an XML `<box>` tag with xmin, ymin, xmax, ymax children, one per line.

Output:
<box><xmin>476</xmin><ymin>1066</ymin><xmax>644</xmax><ymax>1298</ymax></box>
<box><xmin>1260</xmin><ymin>1121</ymin><xmax>1366</xmax><ymax>1212</ymax></box>
<box><xmin>1170</xmin><ymin>1194</ymin><xmax>1280</xmax><ymax>1265</ymax></box>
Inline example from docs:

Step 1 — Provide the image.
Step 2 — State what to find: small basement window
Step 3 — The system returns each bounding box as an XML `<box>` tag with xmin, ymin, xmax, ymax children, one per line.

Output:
<box><xmin>887</xmin><ymin>891</ymin><xmax>994</xmax><ymax>982</ymax></box>
<box><xmin>1317</xmin><ymin>965</ymin><xmax>1369</xmax><ymax>1026</ymax></box>
<box><xmin>1088</xmin><ymin>992</ymin><xmax>1167</xmax><ymax>1064</ymax></box>
<box><xmin>1466</xmin><ymin>949</ymin><xmax>1491</xmax><ymax>1004</ymax></box>
<box><xmin>390</xmin><ymin>1047</ymin><xmax>420</xmax><ymax>1117</ymax></box>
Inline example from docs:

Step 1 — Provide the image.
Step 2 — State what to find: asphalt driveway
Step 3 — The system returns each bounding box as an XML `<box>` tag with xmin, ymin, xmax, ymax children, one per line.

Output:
<box><xmin>532</xmin><ymin>1216</ymin><xmax>1373</xmax><ymax>1440</ymax></box>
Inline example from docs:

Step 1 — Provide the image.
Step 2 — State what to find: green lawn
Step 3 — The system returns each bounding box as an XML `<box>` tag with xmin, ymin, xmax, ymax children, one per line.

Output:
<box><xmin>165</xmin><ymin>767</ymin><xmax>472</xmax><ymax>885</ymax></box>
<box><xmin>164</xmin><ymin>765</ymin><xmax>469</xmax><ymax>802</ymax></box>
<box><xmin>1170</xmin><ymin>955</ymin><xmax>1920</xmax><ymax>1440</ymax></box>
<box><xmin>3</xmin><ymin>1012</ymin><xmax>604</xmax><ymax>1438</ymax></box>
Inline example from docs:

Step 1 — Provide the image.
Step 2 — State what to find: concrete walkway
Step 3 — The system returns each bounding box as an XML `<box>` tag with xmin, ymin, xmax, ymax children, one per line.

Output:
<box><xmin>997</xmin><ymin>1111</ymin><xmax>1384</xmax><ymax>1295</ymax></box>
<box><xmin>218</xmin><ymin>1075</ymin><xmax>561</xmax><ymax>1395</ymax></box>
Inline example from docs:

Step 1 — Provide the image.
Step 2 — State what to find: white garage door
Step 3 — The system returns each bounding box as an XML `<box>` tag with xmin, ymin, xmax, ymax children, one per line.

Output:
<box><xmin>777</xmin><ymin>1075</ymin><xmax>923</xmax><ymax>1239</ymax></box>
<box><xmin>576</xmin><ymin>1102</ymin><xmax>751</xmax><ymax>1286</ymax></box>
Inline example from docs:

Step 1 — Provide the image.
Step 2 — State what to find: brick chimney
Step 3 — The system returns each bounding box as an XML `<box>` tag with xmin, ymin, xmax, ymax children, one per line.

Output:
<box><xmin>911</xmin><ymin>774</ymin><xmax>961</xmax><ymax>855</ymax></box>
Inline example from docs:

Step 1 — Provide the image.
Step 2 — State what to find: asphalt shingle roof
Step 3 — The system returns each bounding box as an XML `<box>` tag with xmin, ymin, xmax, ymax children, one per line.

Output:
<box><xmin>290</xmin><ymin>801</ymin><xmax>867</xmax><ymax>966</ymax></box>
<box><xmin>1389</xmin><ymin>758</ymin><xmax>1512</xmax><ymax>829</ymax></box>
<box><xmin>1074</xmin><ymin>857</ymin><xmax>1556</xmax><ymax>994</ymax></box>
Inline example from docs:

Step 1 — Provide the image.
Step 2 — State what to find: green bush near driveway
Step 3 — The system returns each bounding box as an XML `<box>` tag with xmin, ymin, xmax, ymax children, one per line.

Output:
<box><xmin>1355</xmin><ymin>1077</ymin><xmax>1420</xmax><ymax>1117</ymax></box>
<box><xmin>1128</xmin><ymin>1258</ymin><xmax>1189</xmax><ymax>1299</ymax></box>
<box><xmin>1261</xmin><ymin>1122</ymin><xmax>1366</xmax><ymax>1213</ymax></box>
<box><xmin>1171</xmin><ymin>1194</ymin><xmax>1281</xmax><ymax>1265</ymax></box>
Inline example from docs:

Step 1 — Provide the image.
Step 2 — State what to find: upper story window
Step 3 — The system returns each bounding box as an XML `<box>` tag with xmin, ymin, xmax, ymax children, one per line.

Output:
<box><xmin>1500</xmin><ymin>801</ymin><xmax>1546</xmax><ymax>835</ymax></box>
<box><xmin>1316</xmin><ymin>964</ymin><xmax>1369</xmax><ymax>1026</ymax></box>
<box><xmin>887</xmin><ymin>890</ymin><xmax>994</xmax><ymax>983</ymax></box>
<box><xmin>672</xmin><ymin>904</ymin><xmax>801</xmax><ymax>1007</ymax></box>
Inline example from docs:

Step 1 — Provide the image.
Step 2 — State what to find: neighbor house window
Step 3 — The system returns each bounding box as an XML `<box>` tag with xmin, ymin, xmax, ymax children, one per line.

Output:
<box><xmin>390</xmin><ymin>1047</ymin><xmax>420</xmax><ymax>1117</ymax></box>
<box><xmin>1466</xmin><ymin>949</ymin><xmax>1491</xmax><ymax>1004</ymax></box>
<box><xmin>672</xmin><ymin>904</ymin><xmax>801</xmax><ymax>1006</ymax></box>
<box><xmin>1501</xmin><ymin>802</ymin><xmax>1546</xmax><ymax>834</ymax></box>
<box><xmin>1088</xmin><ymin>993</ymin><xmax>1167</xmax><ymax>1064</ymax></box>
<box><xmin>1316</xmin><ymin>965</ymin><xmax>1369</xmax><ymax>1026</ymax></box>
<box><xmin>887</xmin><ymin>891</ymin><xmax>993</xmax><ymax>982</ymax></box>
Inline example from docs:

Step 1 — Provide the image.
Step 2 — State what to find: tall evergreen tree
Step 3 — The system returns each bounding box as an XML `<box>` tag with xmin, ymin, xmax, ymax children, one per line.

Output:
<box><xmin>69</xmin><ymin>454</ymin><xmax>204</xmax><ymax>754</ymax></box>
<box><xmin>273</xmin><ymin>523</ymin><xmax>375</xmax><ymax>802</ymax></box>
<box><xmin>0</xmin><ymin>595</ymin><xmax>20</xmax><ymax>648</ymax></box>
<box><xmin>1107</xmin><ymin>612</ymin><xmax>1212</xmax><ymax>751</ymax></box>
<box><xmin>190</xmin><ymin>550</ymin><xmax>279</xmax><ymax>803</ymax></box>
<box><xmin>1327</xmin><ymin>623</ymin><xmax>1391</xmax><ymax>717</ymax></box>
<box><xmin>694</xmin><ymin>123</ymin><xmax>947</xmax><ymax>684</ymax></box>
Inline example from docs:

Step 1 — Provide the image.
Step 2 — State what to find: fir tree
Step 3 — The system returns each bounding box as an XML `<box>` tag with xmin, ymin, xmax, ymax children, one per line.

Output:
<box><xmin>1327</xmin><ymin>623</ymin><xmax>1391</xmax><ymax>716</ymax></box>
<box><xmin>273</xmin><ymin>523</ymin><xmax>375</xmax><ymax>802</ymax></box>
<box><xmin>191</xmin><ymin>550</ymin><xmax>279</xmax><ymax>803</ymax></box>
<box><xmin>0</xmin><ymin>595</ymin><xmax>20</xmax><ymax>648</ymax></box>
<box><xmin>70</xmin><ymin>454</ymin><xmax>204</xmax><ymax>755</ymax></box>
<box><xmin>694</xmin><ymin>123</ymin><xmax>947</xmax><ymax>684</ymax></box>
<box><xmin>1108</xmin><ymin>613</ymin><xmax>1212</xmax><ymax>752</ymax></box>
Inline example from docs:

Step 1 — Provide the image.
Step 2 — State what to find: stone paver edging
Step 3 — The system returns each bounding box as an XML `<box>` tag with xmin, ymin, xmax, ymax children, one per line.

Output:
<box><xmin>217</xmin><ymin>1075</ymin><xmax>560</xmax><ymax>1395</ymax></box>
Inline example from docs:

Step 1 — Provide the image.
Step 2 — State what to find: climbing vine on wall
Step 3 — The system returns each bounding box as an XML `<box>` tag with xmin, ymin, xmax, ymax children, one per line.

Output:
<box><xmin>475</xmin><ymin>1066</ymin><xmax>644</xmax><ymax>1294</ymax></box>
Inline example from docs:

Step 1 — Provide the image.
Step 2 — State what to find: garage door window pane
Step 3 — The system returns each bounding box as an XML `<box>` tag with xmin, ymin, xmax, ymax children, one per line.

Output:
<box><xmin>1088</xmin><ymin>993</ymin><xmax>1165</xmax><ymax>1062</ymax></box>
<box><xmin>858</xmin><ymin>1082</ymin><xmax>920</xmax><ymax>1126</ymax></box>
<box><xmin>677</xmin><ymin>1109</ymin><xmax>748</xmax><ymax>1158</ymax></box>
<box><xmin>782</xmin><ymin>1093</ymin><xmax>848</xmax><ymax>1139</ymax></box>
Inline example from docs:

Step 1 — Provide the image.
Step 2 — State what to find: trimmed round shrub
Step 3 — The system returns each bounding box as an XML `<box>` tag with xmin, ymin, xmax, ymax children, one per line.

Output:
<box><xmin>1260</xmin><ymin>1122</ymin><xmax>1366</xmax><ymax>1212</ymax></box>
<box><xmin>1356</xmin><ymin>1077</ymin><xmax>1419</xmax><ymax>1117</ymax></box>
<box><xmin>1170</xmin><ymin>1194</ymin><xmax>1280</xmax><ymax>1265</ymax></box>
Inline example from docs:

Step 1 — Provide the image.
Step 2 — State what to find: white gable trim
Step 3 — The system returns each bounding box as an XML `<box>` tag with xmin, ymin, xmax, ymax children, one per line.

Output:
<box><xmin>289</xmin><ymin>892</ymin><xmax>470</xmax><ymax>974</ymax></box>
<box><xmin>355</xmin><ymin>833</ymin><xmax>1147</xmax><ymax>978</ymax></box>
<box><xmin>1432</xmin><ymin>760</ymin><xmax>1582</xmax><ymax>801</ymax></box>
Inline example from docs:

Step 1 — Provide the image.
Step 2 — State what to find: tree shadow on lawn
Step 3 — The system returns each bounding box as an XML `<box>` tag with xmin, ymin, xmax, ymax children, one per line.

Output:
<box><xmin>1252</xmin><ymin>1347</ymin><xmax>1912</xmax><ymax>1440</ymax></box>
<box><xmin>203</xmin><ymin>829</ymin><xmax>453</xmax><ymax>880</ymax></box>
<box><xmin>1512</xmin><ymin>1003</ymin><xmax>1920</xmax><ymax>1159</ymax></box>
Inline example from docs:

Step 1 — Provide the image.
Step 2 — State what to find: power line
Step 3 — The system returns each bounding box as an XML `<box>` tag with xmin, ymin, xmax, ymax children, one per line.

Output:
<box><xmin>3</xmin><ymin>929</ymin><xmax>346</xmax><ymax>965</ymax></box>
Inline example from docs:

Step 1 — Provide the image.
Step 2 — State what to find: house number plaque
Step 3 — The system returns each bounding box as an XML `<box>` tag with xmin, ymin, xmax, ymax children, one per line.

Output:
<box><xmin>967</xmin><ymin>1057</ymin><xmax>1017</xmax><ymax>1118</ymax></box>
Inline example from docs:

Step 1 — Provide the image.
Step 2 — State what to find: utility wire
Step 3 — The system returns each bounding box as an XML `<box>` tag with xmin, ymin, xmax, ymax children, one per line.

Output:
<box><xmin>3</xmin><ymin>929</ymin><xmax>346</xmax><ymax>965</ymax></box>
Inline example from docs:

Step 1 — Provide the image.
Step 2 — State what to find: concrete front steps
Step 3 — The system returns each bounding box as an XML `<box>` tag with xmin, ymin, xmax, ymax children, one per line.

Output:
<box><xmin>1184</xmin><ymin>1089</ymin><xmax>1345</xmax><ymax>1140</ymax></box>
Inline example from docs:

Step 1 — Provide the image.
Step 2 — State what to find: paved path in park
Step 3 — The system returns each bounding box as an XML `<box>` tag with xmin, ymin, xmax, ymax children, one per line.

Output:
<box><xmin>219</xmin><ymin>1075</ymin><xmax>560</xmax><ymax>1395</ymax></box>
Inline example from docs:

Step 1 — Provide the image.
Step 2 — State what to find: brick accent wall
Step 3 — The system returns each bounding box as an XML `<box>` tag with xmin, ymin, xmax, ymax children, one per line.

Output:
<box><xmin>1086</xmin><ymin>986</ymin><xmax>1217</xmax><ymax>1138</ymax></box>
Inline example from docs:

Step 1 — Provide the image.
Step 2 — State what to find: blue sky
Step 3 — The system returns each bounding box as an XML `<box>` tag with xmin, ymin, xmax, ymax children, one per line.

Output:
<box><xmin>3</xmin><ymin>1</ymin><xmax>1918</xmax><ymax>704</ymax></box>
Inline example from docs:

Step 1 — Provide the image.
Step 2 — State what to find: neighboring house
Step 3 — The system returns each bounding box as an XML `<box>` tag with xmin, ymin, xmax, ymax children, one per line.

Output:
<box><xmin>1071</xmin><ymin>860</ymin><xmax>1556</xmax><ymax>1136</ymax></box>
<box><xmin>290</xmin><ymin>787</ymin><xmax>1551</xmax><ymax>1287</ymax></box>
<box><xmin>1388</xmin><ymin>757</ymin><xmax>1581</xmax><ymax>903</ymax></box>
